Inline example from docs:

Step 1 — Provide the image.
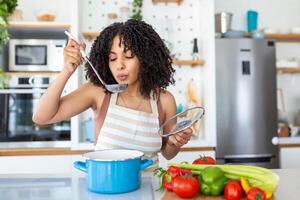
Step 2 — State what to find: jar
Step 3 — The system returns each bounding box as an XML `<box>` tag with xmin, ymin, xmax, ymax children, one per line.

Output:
<box><xmin>120</xmin><ymin>6</ymin><xmax>130</xmax><ymax>22</ymax></box>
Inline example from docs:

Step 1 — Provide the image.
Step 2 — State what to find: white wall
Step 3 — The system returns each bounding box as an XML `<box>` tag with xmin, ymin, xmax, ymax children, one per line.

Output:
<box><xmin>16</xmin><ymin>0</ymin><xmax>74</xmax><ymax>22</ymax></box>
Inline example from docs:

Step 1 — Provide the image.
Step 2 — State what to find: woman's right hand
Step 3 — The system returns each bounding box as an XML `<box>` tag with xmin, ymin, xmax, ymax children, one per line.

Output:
<box><xmin>63</xmin><ymin>38</ymin><xmax>86</xmax><ymax>73</ymax></box>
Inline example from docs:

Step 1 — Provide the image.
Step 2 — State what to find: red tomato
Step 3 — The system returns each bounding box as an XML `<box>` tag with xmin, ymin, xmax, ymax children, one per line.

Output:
<box><xmin>246</xmin><ymin>187</ymin><xmax>266</xmax><ymax>200</ymax></box>
<box><xmin>163</xmin><ymin>173</ymin><xmax>173</xmax><ymax>191</ymax></box>
<box><xmin>193</xmin><ymin>155</ymin><xmax>216</xmax><ymax>165</ymax></box>
<box><xmin>163</xmin><ymin>166</ymin><xmax>192</xmax><ymax>191</ymax></box>
<box><xmin>173</xmin><ymin>175</ymin><xmax>199</xmax><ymax>198</ymax></box>
<box><xmin>166</xmin><ymin>166</ymin><xmax>189</xmax><ymax>177</ymax></box>
<box><xmin>224</xmin><ymin>180</ymin><xmax>243</xmax><ymax>200</ymax></box>
<box><xmin>167</xmin><ymin>166</ymin><xmax>191</xmax><ymax>176</ymax></box>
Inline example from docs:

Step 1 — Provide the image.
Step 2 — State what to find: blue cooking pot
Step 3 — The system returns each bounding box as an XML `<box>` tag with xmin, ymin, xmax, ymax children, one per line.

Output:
<box><xmin>74</xmin><ymin>149</ymin><xmax>153</xmax><ymax>194</ymax></box>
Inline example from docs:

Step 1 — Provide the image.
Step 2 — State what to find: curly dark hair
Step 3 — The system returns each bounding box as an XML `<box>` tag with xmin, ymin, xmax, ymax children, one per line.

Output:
<box><xmin>85</xmin><ymin>19</ymin><xmax>175</xmax><ymax>98</ymax></box>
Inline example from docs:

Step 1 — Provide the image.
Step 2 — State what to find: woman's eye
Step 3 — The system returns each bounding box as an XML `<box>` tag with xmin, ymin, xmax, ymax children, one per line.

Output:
<box><xmin>109</xmin><ymin>57</ymin><xmax>117</xmax><ymax>61</ymax></box>
<box><xmin>124</xmin><ymin>51</ymin><xmax>134</xmax><ymax>58</ymax></box>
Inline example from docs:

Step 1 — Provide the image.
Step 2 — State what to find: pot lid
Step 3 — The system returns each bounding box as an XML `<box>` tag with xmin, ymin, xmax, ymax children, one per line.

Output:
<box><xmin>158</xmin><ymin>106</ymin><xmax>205</xmax><ymax>137</ymax></box>
<box><xmin>83</xmin><ymin>149</ymin><xmax>144</xmax><ymax>161</ymax></box>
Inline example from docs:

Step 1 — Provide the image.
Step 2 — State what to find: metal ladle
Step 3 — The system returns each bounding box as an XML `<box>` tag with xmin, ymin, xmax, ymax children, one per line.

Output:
<box><xmin>64</xmin><ymin>31</ymin><xmax>128</xmax><ymax>93</ymax></box>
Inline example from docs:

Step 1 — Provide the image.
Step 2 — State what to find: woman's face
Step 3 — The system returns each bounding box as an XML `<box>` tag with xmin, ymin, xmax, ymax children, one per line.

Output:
<box><xmin>108</xmin><ymin>35</ymin><xmax>140</xmax><ymax>86</ymax></box>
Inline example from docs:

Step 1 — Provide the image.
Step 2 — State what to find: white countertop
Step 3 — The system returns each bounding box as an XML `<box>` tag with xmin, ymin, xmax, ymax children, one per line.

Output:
<box><xmin>278</xmin><ymin>136</ymin><xmax>300</xmax><ymax>144</ymax></box>
<box><xmin>0</xmin><ymin>172</ymin><xmax>162</xmax><ymax>200</ymax></box>
<box><xmin>0</xmin><ymin>169</ymin><xmax>300</xmax><ymax>200</ymax></box>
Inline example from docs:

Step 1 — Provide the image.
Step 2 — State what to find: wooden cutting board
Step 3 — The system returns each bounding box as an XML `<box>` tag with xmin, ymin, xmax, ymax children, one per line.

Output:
<box><xmin>161</xmin><ymin>191</ymin><xmax>277</xmax><ymax>200</ymax></box>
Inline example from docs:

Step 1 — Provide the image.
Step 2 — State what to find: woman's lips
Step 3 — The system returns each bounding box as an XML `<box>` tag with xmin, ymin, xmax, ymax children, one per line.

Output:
<box><xmin>117</xmin><ymin>74</ymin><xmax>128</xmax><ymax>81</ymax></box>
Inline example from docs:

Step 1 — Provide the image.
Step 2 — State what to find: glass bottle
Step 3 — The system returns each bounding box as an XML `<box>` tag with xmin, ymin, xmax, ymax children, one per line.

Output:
<box><xmin>192</xmin><ymin>38</ymin><xmax>199</xmax><ymax>60</ymax></box>
<box><xmin>120</xmin><ymin>6</ymin><xmax>130</xmax><ymax>22</ymax></box>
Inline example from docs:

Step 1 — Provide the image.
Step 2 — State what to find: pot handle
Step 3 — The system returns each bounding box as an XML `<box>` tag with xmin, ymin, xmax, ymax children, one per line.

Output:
<box><xmin>140</xmin><ymin>159</ymin><xmax>153</xmax><ymax>171</ymax></box>
<box><xmin>74</xmin><ymin>161</ymin><xmax>87</xmax><ymax>173</ymax></box>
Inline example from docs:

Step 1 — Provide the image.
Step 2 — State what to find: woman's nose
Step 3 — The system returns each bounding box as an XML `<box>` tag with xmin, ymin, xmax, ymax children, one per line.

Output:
<box><xmin>116</xmin><ymin>59</ymin><xmax>125</xmax><ymax>70</ymax></box>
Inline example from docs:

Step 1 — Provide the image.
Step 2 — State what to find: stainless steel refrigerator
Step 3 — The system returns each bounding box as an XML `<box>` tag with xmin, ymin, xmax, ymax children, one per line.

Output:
<box><xmin>215</xmin><ymin>39</ymin><xmax>279</xmax><ymax>168</ymax></box>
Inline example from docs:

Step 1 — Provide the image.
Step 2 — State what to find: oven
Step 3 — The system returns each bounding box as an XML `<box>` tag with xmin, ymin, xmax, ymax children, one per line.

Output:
<box><xmin>0</xmin><ymin>75</ymin><xmax>70</xmax><ymax>148</ymax></box>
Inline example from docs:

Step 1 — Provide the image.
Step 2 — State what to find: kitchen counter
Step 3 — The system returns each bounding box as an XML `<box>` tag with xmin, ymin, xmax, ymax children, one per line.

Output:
<box><xmin>0</xmin><ymin>169</ymin><xmax>299</xmax><ymax>200</ymax></box>
<box><xmin>0</xmin><ymin>147</ymin><xmax>215</xmax><ymax>156</ymax></box>
<box><xmin>278</xmin><ymin>137</ymin><xmax>300</xmax><ymax>148</ymax></box>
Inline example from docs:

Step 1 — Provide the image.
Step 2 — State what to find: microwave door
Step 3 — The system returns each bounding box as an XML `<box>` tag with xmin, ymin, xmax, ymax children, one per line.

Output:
<box><xmin>14</xmin><ymin>45</ymin><xmax>47</xmax><ymax>71</ymax></box>
<box><xmin>9</xmin><ymin>39</ymin><xmax>47</xmax><ymax>72</ymax></box>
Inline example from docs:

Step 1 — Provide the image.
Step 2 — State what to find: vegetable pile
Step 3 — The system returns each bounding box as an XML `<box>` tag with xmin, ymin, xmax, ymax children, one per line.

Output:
<box><xmin>154</xmin><ymin>156</ymin><xmax>279</xmax><ymax>199</ymax></box>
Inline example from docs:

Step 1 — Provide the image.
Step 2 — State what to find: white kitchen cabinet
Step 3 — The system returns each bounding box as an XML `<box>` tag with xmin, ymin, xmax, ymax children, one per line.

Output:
<box><xmin>0</xmin><ymin>155</ymin><xmax>84</xmax><ymax>174</ymax></box>
<box><xmin>0</xmin><ymin>150</ymin><xmax>215</xmax><ymax>174</ymax></box>
<box><xmin>280</xmin><ymin>147</ymin><xmax>300</xmax><ymax>169</ymax></box>
<box><xmin>158</xmin><ymin>150</ymin><xmax>215</xmax><ymax>168</ymax></box>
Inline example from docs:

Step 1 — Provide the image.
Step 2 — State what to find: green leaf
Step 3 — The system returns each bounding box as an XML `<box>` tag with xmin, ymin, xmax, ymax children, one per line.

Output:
<box><xmin>0</xmin><ymin>0</ymin><xmax>18</xmax><ymax>52</ymax></box>
<box><xmin>130</xmin><ymin>0</ymin><xmax>143</xmax><ymax>20</ymax></box>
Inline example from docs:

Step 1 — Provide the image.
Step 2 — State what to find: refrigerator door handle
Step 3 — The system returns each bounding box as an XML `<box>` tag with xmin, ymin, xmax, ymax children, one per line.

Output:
<box><xmin>223</xmin><ymin>154</ymin><xmax>275</xmax><ymax>164</ymax></box>
<box><xmin>224</xmin><ymin>154</ymin><xmax>274</xmax><ymax>159</ymax></box>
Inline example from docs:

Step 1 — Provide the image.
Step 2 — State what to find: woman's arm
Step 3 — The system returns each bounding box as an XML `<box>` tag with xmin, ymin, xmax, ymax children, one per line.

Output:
<box><xmin>160</xmin><ymin>90</ymin><xmax>193</xmax><ymax>160</ymax></box>
<box><xmin>32</xmin><ymin>38</ymin><xmax>104</xmax><ymax>125</ymax></box>
<box><xmin>33</xmin><ymin>81</ymin><xmax>104</xmax><ymax>125</ymax></box>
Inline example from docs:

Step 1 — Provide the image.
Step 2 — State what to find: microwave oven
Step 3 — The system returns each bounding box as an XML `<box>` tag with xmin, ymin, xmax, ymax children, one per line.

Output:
<box><xmin>9</xmin><ymin>39</ymin><xmax>66</xmax><ymax>72</ymax></box>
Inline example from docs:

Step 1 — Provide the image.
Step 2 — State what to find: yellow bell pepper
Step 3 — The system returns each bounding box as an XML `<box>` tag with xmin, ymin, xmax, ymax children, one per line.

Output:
<box><xmin>241</xmin><ymin>177</ymin><xmax>273</xmax><ymax>199</ymax></box>
<box><xmin>240</xmin><ymin>177</ymin><xmax>251</xmax><ymax>193</ymax></box>
<box><xmin>265</xmin><ymin>191</ymin><xmax>273</xmax><ymax>199</ymax></box>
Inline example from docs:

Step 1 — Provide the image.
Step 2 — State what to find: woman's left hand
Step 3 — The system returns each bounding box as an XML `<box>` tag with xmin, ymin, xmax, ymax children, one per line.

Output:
<box><xmin>167</xmin><ymin>128</ymin><xmax>193</xmax><ymax>148</ymax></box>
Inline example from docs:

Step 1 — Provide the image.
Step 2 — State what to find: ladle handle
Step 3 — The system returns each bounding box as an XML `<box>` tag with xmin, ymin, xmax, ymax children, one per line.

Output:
<box><xmin>64</xmin><ymin>31</ymin><xmax>88</xmax><ymax>58</ymax></box>
<box><xmin>64</xmin><ymin>31</ymin><xmax>107</xmax><ymax>86</ymax></box>
<box><xmin>85</xmin><ymin>58</ymin><xmax>107</xmax><ymax>86</ymax></box>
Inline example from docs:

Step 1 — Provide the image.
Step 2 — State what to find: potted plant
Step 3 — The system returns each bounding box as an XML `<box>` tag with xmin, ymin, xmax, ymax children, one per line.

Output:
<box><xmin>131</xmin><ymin>0</ymin><xmax>143</xmax><ymax>21</ymax></box>
<box><xmin>0</xmin><ymin>0</ymin><xmax>18</xmax><ymax>88</ymax></box>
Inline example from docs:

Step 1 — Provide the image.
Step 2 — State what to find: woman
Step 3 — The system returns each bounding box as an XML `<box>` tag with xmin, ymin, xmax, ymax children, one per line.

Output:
<box><xmin>32</xmin><ymin>19</ymin><xmax>193</xmax><ymax>163</ymax></box>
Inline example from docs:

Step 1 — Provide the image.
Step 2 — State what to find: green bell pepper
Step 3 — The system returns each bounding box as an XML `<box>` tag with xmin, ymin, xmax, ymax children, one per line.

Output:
<box><xmin>198</xmin><ymin>166</ymin><xmax>228</xmax><ymax>196</ymax></box>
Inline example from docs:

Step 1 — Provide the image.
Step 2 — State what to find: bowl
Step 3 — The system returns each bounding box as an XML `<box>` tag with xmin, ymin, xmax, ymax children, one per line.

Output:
<box><xmin>36</xmin><ymin>14</ymin><xmax>55</xmax><ymax>22</ymax></box>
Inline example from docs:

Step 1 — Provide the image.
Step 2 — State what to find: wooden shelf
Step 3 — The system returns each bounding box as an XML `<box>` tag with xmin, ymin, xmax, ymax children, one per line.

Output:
<box><xmin>172</xmin><ymin>59</ymin><xmax>205</xmax><ymax>67</ymax></box>
<box><xmin>277</xmin><ymin>67</ymin><xmax>300</xmax><ymax>73</ymax></box>
<box><xmin>8</xmin><ymin>21</ymin><xmax>71</xmax><ymax>30</ymax></box>
<box><xmin>152</xmin><ymin>0</ymin><xmax>183</xmax><ymax>5</ymax></box>
<box><xmin>82</xmin><ymin>32</ymin><xmax>100</xmax><ymax>40</ymax></box>
<box><xmin>265</xmin><ymin>33</ymin><xmax>300</xmax><ymax>42</ymax></box>
<box><xmin>4</xmin><ymin>72</ymin><xmax>60</xmax><ymax>76</ymax></box>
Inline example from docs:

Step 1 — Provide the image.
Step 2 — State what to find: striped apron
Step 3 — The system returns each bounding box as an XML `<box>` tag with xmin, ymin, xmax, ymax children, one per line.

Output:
<box><xmin>95</xmin><ymin>92</ymin><xmax>162</xmax><ymax>163</ymax></box>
